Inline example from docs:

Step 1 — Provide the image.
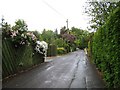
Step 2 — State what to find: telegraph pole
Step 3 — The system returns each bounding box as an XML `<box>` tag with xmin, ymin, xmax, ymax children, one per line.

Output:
<box><xmin>66</xmin><ymin>19</ymin><xmax>68</xmax><ymax>29</ymax></box>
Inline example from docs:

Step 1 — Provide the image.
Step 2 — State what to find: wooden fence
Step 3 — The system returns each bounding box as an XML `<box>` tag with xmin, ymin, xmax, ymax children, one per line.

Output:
<box><xmin>2</xmin><ymin>39</ymin><xmax>44</xmax><ymax>78</ymax></box>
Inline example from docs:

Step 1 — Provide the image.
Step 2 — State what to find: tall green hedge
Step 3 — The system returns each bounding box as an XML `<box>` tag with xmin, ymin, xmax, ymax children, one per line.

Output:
<box><xmin>90</xmin><ymin>6</ymin><xmax>120</xmax><ymax>87</ymax></box>
<box><xmin>2</xmin><ymin>39</ymin><xmax>44</xmax><ymax>78</ymax></box>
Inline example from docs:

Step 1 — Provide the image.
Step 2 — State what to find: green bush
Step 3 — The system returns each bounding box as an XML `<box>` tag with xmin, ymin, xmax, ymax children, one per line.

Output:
<box><xmin>57</xmin><ymin>47</ymin><xmax>66</xmax><ymax>55</ymax></box>
<box><xmin>89</xmin><ymin>6</ymin><xmax>120</xmax><ymax>88</ymax></box>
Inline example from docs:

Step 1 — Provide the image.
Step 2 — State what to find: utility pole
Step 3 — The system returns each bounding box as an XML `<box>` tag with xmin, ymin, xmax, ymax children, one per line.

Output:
<box><xmin>66</xmin><ymin>19</ymin><xmax>68</xmax><ymax>29</ymax></box>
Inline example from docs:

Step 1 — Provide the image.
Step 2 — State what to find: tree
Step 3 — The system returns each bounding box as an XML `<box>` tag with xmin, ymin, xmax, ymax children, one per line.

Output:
<box><xmin>85</xmin><ymin>1</ymin><xmax>117</xmax><ymax>31</ymax></box>
<box><xmin>54</xmin><ymin>29</ymin><xmax>59</xmax><ymax>39</ymax></box>
<box><xmin>70</xmin><ymin>27</ymin><xmax>89</xmax><ymax>49</ymax></box>
<box><xmin>11</xmin><ymin>19</ymin><xmax>29</xmax><ymax>47</ymax></box>
<box><xmin>60</xmin><ymin>26</ymin><xmax>67</xmax><ymax>35</ymax></box>
<box><xmin>41</xmin><ymin>29</ymin><xmax>55</xmax><ymax>44</ymax></box>
<box><xmin>12</xmin><ymin>19</ymin><xmax>28</xmax><ymax>33</ymax></box>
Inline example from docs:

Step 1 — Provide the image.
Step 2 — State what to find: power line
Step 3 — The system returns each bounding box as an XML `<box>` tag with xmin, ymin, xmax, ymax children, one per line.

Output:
<box><xmin>41</xmin><ymin>0</ymin><xmax>69</xmax><ymax>29</ymax></box>
<box><xmin>41</xmin><ymin>0</ymin><xmax>66</xmax><ymax>19</ymax></box>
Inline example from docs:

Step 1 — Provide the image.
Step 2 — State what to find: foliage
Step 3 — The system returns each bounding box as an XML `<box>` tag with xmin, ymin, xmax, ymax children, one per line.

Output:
<box><xmin>2</xmin><ymin>19</ymin><xmax>48</xmax><ymax>78</ymax></box>
<box><xmin>2</xmin><ymin>19</ymin><xmax>48</xmax><ymax>56</ymax></box>
<box><xmin>70</xmin><ymin>27</ymin><xmax>89</xmax><ymax>49</ymax></box>
<box><xmin>35</xmin><ymin>41</ymin><xmax>48</xmax><ymax>56</ymax></box>
<box><xmin>54</xmin><ymin>38</ymin><xmax>66</xmax><ymax>47</ymax></box>
<box><xmin>39</xmin><ymin>26</ymin><xmax>89</xmax><ymax>54</ymax></box>
<box><xmin>2</xmin><ymin>22</ymin><xmax>12</xmax><ymax>39</ymax></box>
<box><xmin>40</xmin><ymin>27</ymin><xmax>90</xmax><ymax>54</ymax></box>
<box><xmin>85</xmin><ymin>1</ymin><xmax>117</xmax><ymax>31</ymax></box>
<box><xmin>32</xmin><ymin>30</ymin><xmax>41</xmax><ymax>40</ymax></box>
<box><xmin>60</xmin><ymin>26</ymin><xmax>68</xmax><ymax>35</ymax></box>
<box><xmin>61</xmin><ymin>33</ymin><xmax>76</xmax><ymax>43</ymax></box>
<box><xmin>89</xmin><ymin>5</ymin><xmax>120</xmax><ymax>87</ymax></box>
<box><xmin>41</xmin><ymin>29</ymin><xmax>56</xmax><ymax>44</ymax></box>
<box><xmin>40</xmin><ymin>29</ymin><xmax>58</xmax><ymax>56</ymax></box>
<box><xmin>2</xmin><ymin>19</ymin><xmax>37</xmax><ymax>48</ymax></box>
<box><xmin>57</xmin><ymin>47</ymin><xmax>66</xmax><ymax>55</ymax></box>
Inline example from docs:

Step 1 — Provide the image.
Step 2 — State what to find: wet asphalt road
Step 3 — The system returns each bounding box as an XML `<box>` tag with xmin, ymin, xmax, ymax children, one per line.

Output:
<box><xmin>3</xmin><ymin>50</ymin><xmax>105</xmax><ymax>88</ymax></box>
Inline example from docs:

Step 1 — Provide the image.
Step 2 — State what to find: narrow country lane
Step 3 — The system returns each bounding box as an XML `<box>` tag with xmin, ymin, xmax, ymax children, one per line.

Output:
<box><xmin>3</xmin><ymin>50</ymin><xmax>105</xmax><ymax>88</ymax></box>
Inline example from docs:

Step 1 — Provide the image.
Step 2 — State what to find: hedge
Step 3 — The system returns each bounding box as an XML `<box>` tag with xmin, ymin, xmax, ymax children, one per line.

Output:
<box><xmin>89</xmin><ymin>6</ymin><xmax>120</xmax><ymax>87</ymax></box>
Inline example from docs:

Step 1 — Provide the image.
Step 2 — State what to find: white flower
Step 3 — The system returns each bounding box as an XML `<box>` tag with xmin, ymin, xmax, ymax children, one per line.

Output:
<box><xmin>21</xmin><ymin>34</ymin><xmax>24</xmax><ymax>37</ymax></box>
<box><xmin>26</xmin><ymin>32</ymin><xmax>36</xmax><ymax>40</ymax></box>
<box><xmin>11</xmin><ymin>31</ymin><xmax>17</xmax><ymax>38</ymax></box>
<box><xmin>40</xmin><ymin>41</ymin><xmax>48</xmax><ymax>50</ymax></box>
<box><xmin>35</xmin><ymin>41</ymin><xmax>48</xmax><ymax>56</ymax></box>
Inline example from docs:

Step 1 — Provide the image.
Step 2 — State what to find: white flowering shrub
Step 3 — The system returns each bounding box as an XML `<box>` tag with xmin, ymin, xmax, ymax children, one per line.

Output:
<box><xmin>26</xmin><ymin>32</ymin><xmax>37</xmax><ymax>41</ymax></box>
<box><xmin>35</xmin><ymin>41</ymin><xmax>48</xmax><ymax>56</ymax></box>
<box><xmin>2</xmin><ymin>19</ymin><xmax>38</xmax><ymax>48</ymax></box>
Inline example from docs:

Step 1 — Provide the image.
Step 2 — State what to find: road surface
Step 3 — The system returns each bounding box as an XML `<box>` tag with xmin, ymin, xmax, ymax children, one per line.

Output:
<box><xmin>3</xmin><ymin>50</ymin><xmax>105</xmax><ymax>88</ymax></box>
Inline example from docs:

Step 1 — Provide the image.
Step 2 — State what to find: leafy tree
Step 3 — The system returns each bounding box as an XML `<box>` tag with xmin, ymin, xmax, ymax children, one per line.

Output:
<box><xmin>70</xmin><ymin>27</ymin><xmax>89</xmax><ymax>49</ymax></box>
<box><xmin>10</xmin><ymin>20</ymin><xmax>28</xmax><ymax>46</ymax></box>
<box><xmin>12</xmin><ymin>19</ymin><xmax>28</xmax><ymax>33</ymax></box>
<box><xmin>60</xmin><ymin>26</ymin><xmax>67</xmax><ymax>35</ymax></box>
<box><xmin>54</xmin><ymin>29</ymin><xmax>59</xmax><ymax>39</ymax></box>
<box><xmin>54</xmin><ymin>38</ymin><xmax>66</xmax><ymax>47</ymax></box>
<box><xmin>85</xmin><ymin>1</ymin><xmax>117</xmax><ymax>31</ymax></box>
<box><xmin>61</xmin><ymin>33</ymin><xmax>76</xmax><ymax>44</ymax></box>
<box><xmin>41</xmin><ymin>29</ymin><xmax>55</xmax><ymax>44</ymax></box>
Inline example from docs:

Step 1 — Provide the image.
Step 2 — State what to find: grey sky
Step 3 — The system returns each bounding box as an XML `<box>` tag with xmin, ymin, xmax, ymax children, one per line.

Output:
<box><xmin>0</xmin><ymin>0</ymin><xmax>90</xmax><ymax>33</ymax></box>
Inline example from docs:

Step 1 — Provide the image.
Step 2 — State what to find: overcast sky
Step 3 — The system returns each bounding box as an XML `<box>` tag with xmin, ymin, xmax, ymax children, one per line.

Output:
<box><xmin>0</xmin><ymin>0</ymin><xmax>90</xmax><ymax>33</ymax></box>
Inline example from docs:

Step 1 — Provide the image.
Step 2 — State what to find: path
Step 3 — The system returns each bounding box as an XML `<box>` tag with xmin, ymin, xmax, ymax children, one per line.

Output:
<box><xmin>3</xmin><ymin>50</ymin><xmax>105</xmax><ymax>88</ymax></box>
